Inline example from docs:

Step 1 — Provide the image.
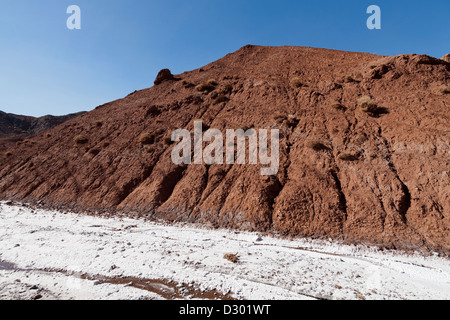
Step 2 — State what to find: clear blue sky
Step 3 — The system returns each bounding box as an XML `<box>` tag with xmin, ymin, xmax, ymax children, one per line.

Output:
<box><xmin>0</xmin><ymin>0</ymin><xmax>448</xmax><ymax>117</ymax></box>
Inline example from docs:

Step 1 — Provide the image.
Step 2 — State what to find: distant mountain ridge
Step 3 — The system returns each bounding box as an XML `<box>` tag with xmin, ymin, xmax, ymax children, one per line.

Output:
<box><xmin>0</xmin><ymin>110</ymin><xmax>85</xmax><ymax>138</ymax></box>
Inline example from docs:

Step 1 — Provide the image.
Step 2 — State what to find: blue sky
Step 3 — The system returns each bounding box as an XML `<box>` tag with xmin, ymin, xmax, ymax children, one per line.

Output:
<box><xmin>0</xmin><ymin>0</ymin><xmax>449</xmax><ymax>117</ymax></box>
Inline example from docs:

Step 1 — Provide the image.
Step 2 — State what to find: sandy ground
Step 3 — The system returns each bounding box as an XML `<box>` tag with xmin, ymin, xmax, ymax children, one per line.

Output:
<box><xmin>0</xmin><ymin>202</ymin><xmax>449</xmax><ymax>300</ymax></box>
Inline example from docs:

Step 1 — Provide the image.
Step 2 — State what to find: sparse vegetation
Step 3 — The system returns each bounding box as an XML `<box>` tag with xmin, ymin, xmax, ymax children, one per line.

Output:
<box><xmin>74</xmin><ymin>135</ymin><xmax>89</xmax><ymax>145</ymax></box>
<box><xmin>5</xmin><ymin>151</ymin><xmax>12</xmax><ymax>157</ymax></box>
<box><xmin>213</xmin><ymin>95</ymin><xmax>229</xmax><ymax>104</ymax></box>
<box><xmin>222</xmin><ymin>84</ymin><xmax>233</xmax><ymax>94</ymax></box>
<box><xmin>207</xmin><ymin>79</ymin><xmax>218</xmax><ymax>86</ymax></box>
<box><xmin>223</xmin><ymin>253</ymin><xmax>239</xmax><ymax>264</ymax></box>
<box><xmin>95</xmin><ymin>121</ymin><xmax>103</xmax><ymax>127</ymax></box>
<box><xmin>306</xmin><ymin>140</ymin><xmax>327</xmax><ymax>151</ymax></box>
<box><xmin>331</xmin><ymin>102</ymin><xmax>346</xmax><ymax>111</ymax></box>
<box><xmin>102</xmin><ymin>142</ymin><xmax>110</xmax><ymax>148</ymax></box>
<box><xmin>236</xmin><ymin>124</ymin><xmax>253</xmax><ymax>132</ymax></box>
<box><xmin>163</xmin><ymin>135</ymin><xmax>173</xmax><ymax>145</ymax></box>
<box><xmin>273</xmin><ymin>113</ymin><xmax>288</xmax><ymax>124</ymax></box>
<box><xmin>138</xmin><ymin>133</ymin><xmax>155</xmax><ymax>145</ymax></box>
<box><xmin>344</xmin><ymin>75</ymin><xmax>356</xmax><ymax>83</ymax></box>
<box><xmin>286</xmin><ymin>115</ymin><xmax>299</xmax><ymax>128</ymax></box>
<box><xmin>357</xmin><ymin>96</ymin><xmax>379</xmax><ymax>114</ymax></box>
<box><xmin>146</xmin><ymin>105</ymin><xmax>161</xmax><ymax>116</ymax></box>
<box><xmin>290</xmin><ymin>77</ymin><xmax>303</xmax><ymax>88</ymax></box>
<box><xmin>338</xmin><ymin>152</ymin><xmax>358</xmax><ymax>161</ymax></box>
<box><xmin>190</xmin><ymin>119</ymin><xmax>210</xmax><ymax>132</ymax></box>
<box><xmin>89</xmin><ymin>148</ymin><xmax>100</xmax><ymax>156</ymax></box>
<box><xmin>195</xmin><ymin>83</ymin><xmax>215</xmax><ymax>93</ymax></box>
<box><xmin>181</xmin><ymin>79</ymin><xmax>194</xmax><ymax>88</ymax></box>
<box><xmin>438</xmin><ymin>85</ymin><xmax>450</xmax><ymax>94</ymax></box>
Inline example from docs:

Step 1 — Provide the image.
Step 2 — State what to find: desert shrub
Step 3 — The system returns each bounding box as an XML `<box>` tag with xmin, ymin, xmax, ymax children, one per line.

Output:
<box><xmin>223</xmin><ymin>253</ymin><xmax>239</xmax><ymax>264</ymax></box>
<box><xmin>163</xmin><ymin>135</ymin><xmax>173</xmax><ymax>145</ymax></box>
<box><xmin>155</xmin><ymin>129</ymin><xmax>165</xmax><ymax>136</ymax></box>
<box><xmin>138</xmin><ymin>133</ymin><xmax>155</xmax><ymax>145</ymax></box>
<box><xmin>46</xmin><ymin>133</ymin><xmax>51</xmax><ymax>138</ymax></box>
<box><xmin>195</xmin><ymin>83</ymin><xmax>215</xmax><ymax>93</ymax></box>
<box><xmin>213</xmin><ymin>95</ymin><xmax>229</xmax><ymax>104</ymax></box>
<box><xmin>357</xmin><ymin>96</ymin><xmax>378</xmax><ymax>113</ymax></box>
<box><xmin>222</xmin><ymin>84</ymin><xmax>233</xmax><ymax>94</ymax></box>
<box><xmin>146</xmin><ymin>105</ymin><xmax>161</xmax><ymax>116</ymax></box>
<box><xmin>344</xmin><ymin>75</ymin><xmax>356</xmax><ymax>83</ymax></box>
<box><xmin>306</xmin><ymin>140</ymin><xmax>327</xmax><ymax>151</ymax></box>
<box><xmin>207</xmin><ymin>79</ymin><xmax>218</xmax><ymax>86</ymax></box>
<box><xmin>181</xmin><ymin>80</ymin><xmax>194</xmax><ymax>88</ymax></box>
<box><xmin>102</xmin><ymin>142</ymin><xmax>110</xmax><ymax>148</ymax></box>
<box><xmin>89</xmin><ymin>148</ymin><xmax>100</xmax><ymax>156</ymax></box>
<box><xmin>273</xmin><ymin>113</ymin><xmax>288</xmax><ymax>124</ymax></box>
<box><xmin>236</xmin><ymin>124</ymin><xmax>253</xmax><ymax>132</ymax></box>
<box><xmin>354</xmin><ymin>134</ymin><xmax>368</xmax><ymax>146</ymax></box>
<box><xmin>290</xmin><ymin>77</ymin><xmax>303</xmax><ymax>88</ymax></box>
<box><xmin>74</xmin><ymin>135</ymin><xmax>88</xmax><ymax>145</ymax></box>
<box><xmin>95</xmin><ymin>121</ymin><xmax>103</xmax><ymax>127</ymax></box>
<box><xmin>5</xmin><ymin>151</ymin><xmax>12</xmax><ymax>157</ymax></box>
<box><xmin>438</xmin><ymin>85</ymin><xmax>450</xmax><ymax>94</ymax></box>
<box><xmin>286</xmin><ymin>115</ymin><xmax>299</xmax><ymax>127</ymax></box>
<box><xmin>331</xmin><ymin>102</ymin><xmax>346</xmax><ymax>111</ymax></box>
<box><xmin>16</xmin><ymin>141</ymin><xmax>23</xmax><ymax>146</ymax></box>
<box><xmin>337</xmin><ymin>152</ymin><xmax>358</xmax><ymax>161</ymax></box>
<box><xmin>191</xmin><ymin>119</ymin><xmax>210</xmax><ymax>132</ymax></box>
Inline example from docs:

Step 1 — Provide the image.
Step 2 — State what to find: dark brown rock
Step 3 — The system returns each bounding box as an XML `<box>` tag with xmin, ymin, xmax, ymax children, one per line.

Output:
<box><xmin>154</xmin><ymin>69</ymin><xmax>175</xmax><ymax>85</ymax></box>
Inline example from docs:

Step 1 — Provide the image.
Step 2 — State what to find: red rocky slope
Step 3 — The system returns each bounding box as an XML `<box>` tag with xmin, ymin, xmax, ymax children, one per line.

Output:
<box><xmin>1</xmin><ymin>46</ymin><xmax>449</xmax><ymax>254</ymax></box>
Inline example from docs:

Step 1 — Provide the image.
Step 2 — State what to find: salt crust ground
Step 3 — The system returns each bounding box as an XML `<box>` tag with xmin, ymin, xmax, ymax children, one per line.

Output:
<box><xmin>0</xmin><ymin>202</ymin><xmax>448</xmax><ymax>300</ymax></box>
